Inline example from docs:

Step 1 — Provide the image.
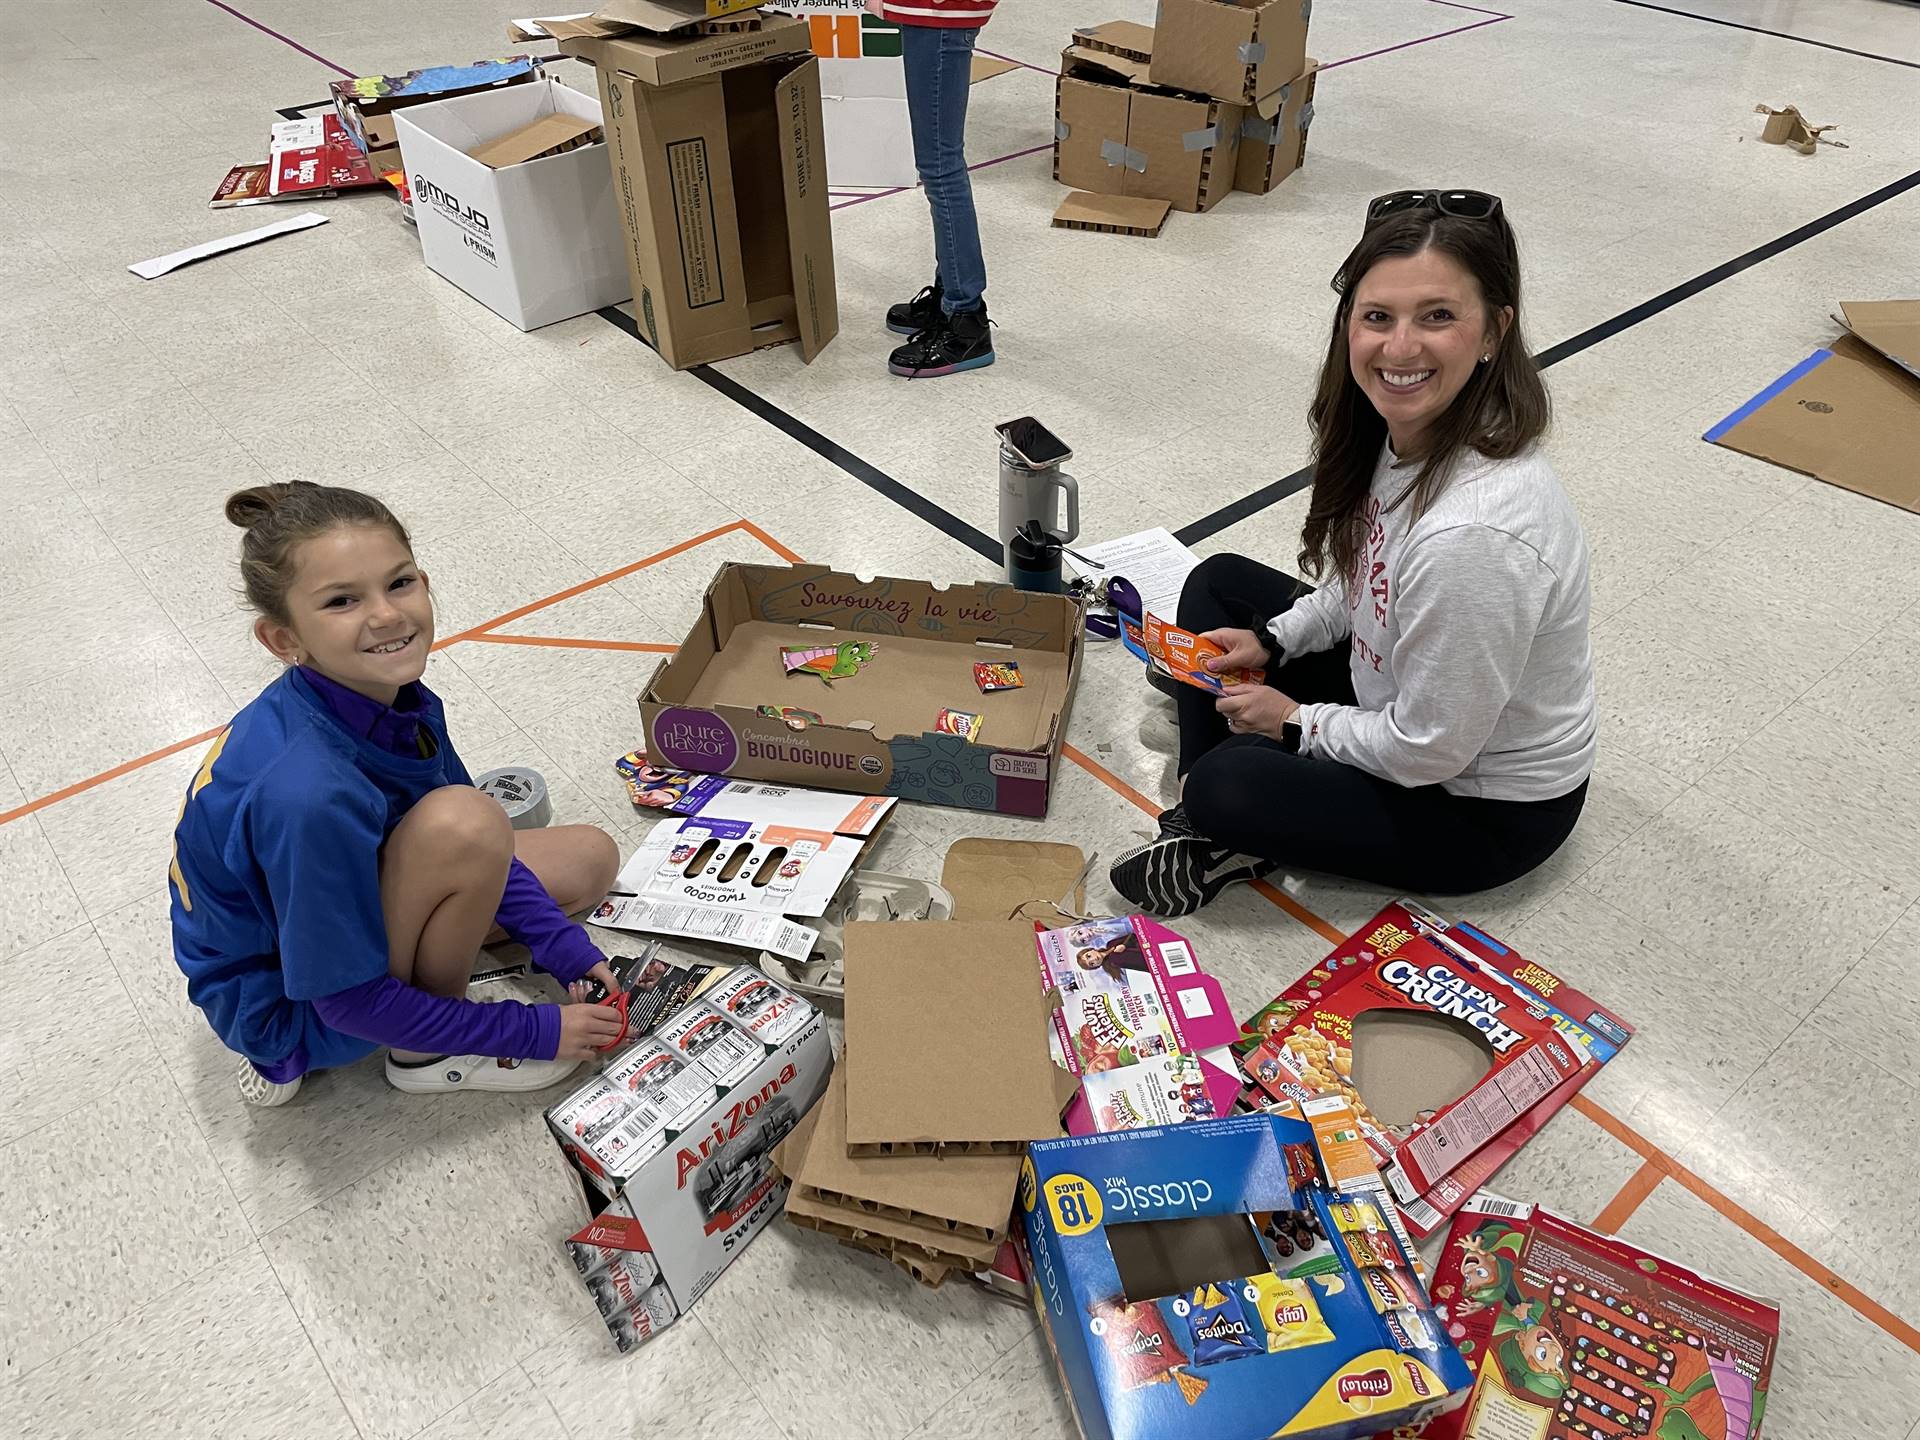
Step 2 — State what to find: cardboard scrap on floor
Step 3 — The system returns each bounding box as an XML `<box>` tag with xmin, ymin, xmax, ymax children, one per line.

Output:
<box><xmin>1754</xmin><ymin>101</ymin><xmax>1847</xmax><ymax>152</ymax></box>
<box><xmin>129</xmin><ymin>212</ymin><xmax>328</xmax><ymax>279</ymax></box>
<box><xmin>1706</xmin><ymin>299</ymin><xmax>1920</xmax><ymax>514</ymax></box>
<box><xmin>1053</xmin><ymin>189</ymin><xmax>1172</xmax><ymax>237</ymax></box>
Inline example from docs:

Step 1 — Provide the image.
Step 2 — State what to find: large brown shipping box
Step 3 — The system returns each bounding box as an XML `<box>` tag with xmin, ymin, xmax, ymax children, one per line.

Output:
<box><xmin>639</xmin><ymin>563</ymin><xmax>1084</xmax><ymax>816</ymax></box>
<box><xmin>1149</xmin><ymin>0</ymin><xmax>1313</xmax><ymax>105</ymax></box>
<box><xmin>1054</xmin><ymin>38</ymin><xmax>1244</xmax><ymax>215</ymax></box>
<box><xmin>563</xmin><ymin>15</ymin><xmax>838</xmax><ymax>369</ymax></box>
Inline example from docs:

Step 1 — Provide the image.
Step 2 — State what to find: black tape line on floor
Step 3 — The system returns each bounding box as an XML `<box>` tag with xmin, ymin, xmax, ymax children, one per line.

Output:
<box><xmin>1176</xmin><ymin>162</ymin><xmax>1920</xmax><ymax>546</ymax></box>
<box><xmin>594</xmin><ymin>307</ymin><xmax>1003</xmax><ymax>565</ymax></box>
<box><xmin>1609</xmin><ymin>0</ymin><xmax>1920</xmax><ymax>70</ymax></box>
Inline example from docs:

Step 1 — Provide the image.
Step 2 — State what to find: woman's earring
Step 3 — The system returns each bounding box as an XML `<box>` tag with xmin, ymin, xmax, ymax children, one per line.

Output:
<box><xmin>1479</xmin><ymin>354</ymin><xmax>1492</xmax><ymax>364</ymax></box>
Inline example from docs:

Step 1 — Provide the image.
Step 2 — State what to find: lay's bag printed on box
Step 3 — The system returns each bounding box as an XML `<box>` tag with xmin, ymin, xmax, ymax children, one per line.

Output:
<box><xmin>1021</xmin><ymin>1114</ymin><xmax>1473</xmax><ymax>1440</ymax></box>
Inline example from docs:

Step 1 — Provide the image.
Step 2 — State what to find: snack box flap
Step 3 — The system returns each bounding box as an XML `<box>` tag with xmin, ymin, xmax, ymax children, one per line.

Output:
<box><xmin>843</xmin><ymin>920</ymin><xmax>1068</xmax><ymax>1148</ymax></box>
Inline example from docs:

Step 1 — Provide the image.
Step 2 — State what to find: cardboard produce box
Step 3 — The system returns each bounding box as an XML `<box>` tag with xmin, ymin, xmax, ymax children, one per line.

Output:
<box><xmin>332</xmin><ymin>57</ymin><xmax>540</xmax><ymax>177</ymax></box>
<box><xmin>562</xmin><ymin>14</ymin><xmax>839</xmax><ymax>369</ymax></box>
<box><xmin>393</xmin><ymin>78</ymin><xmax>630</xmax><ymax>331</ymax></box>
<box><xmin>1706</xmin><ymin>299</ymin><xmax>1920</xmax><ymax>514</ymax></box>
<box><xmin>1149</xmin><ymin>0</ymin><xmax>1313</xmax><ymax>106</ymax></box>
<box><xmin>1021</xmin><ymin>1115</ymin><xmax>1474</xmax><ymax>1440</ymax></box>
<box><xmin>1234</xmin><ymin>61</ymin><xmax>1315</xmax><ymax>195</ymax></box>
<box><xmin>549</xmin><ymin>967</ymin><xmax>832</xmax><ymax>1352</ymax></box>
<box><xmin>1055</xmin><ymin>29</ymin><xmax>1244</xmax><ymax>215</ymax></box>
<box><xmin>639</xmin><ymin>564</ymin><xmax>1085</xmax><ymax>817</ymax></box>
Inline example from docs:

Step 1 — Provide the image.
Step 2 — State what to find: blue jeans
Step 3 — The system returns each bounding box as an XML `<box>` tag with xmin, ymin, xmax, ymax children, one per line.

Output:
<box><xmin>901</xmin><ymin>23</ymin><xmax>986</xmax><ymax>315</ymax></box>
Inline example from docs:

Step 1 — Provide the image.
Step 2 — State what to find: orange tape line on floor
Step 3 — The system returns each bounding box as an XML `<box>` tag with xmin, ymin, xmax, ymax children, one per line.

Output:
<box><xmin>0</xmin><ymin>521</ymin><xmax>784</xmax><ymax>833</ymax></box>
<box><xmin>436</xmin><ymin>520</ymin><xmax>751</xmax><ymax>646</ymax></box>
<box><xmin>1590</xmin><ymin>1159</ymin><xmax>1664</xmax><ymax>1235</ymax></box>
<box><xmin>1569</xmin><ymin>1093</ymin><xmax>1920</xmax><ymax>1353</ymax></box>
<box><xmin>463</xmin><ymin>635</ymin><xmax>680</xmax><ymax>654</ymax></box>
<box><xmin>0</xmin><ymin>725</ymin><xmax>228</xmax><ymax>829</ymax></box>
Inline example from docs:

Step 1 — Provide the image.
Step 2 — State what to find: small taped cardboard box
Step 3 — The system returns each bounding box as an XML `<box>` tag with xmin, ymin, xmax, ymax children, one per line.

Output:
<box><xmin>548</xmin><ymin>966</ymin><xmax>832</xmax><ymax>1352</ymax></box>
<box><xmin>1021</xmin><ymin>1114</ymin><xmax>1473</xmax><ymax>1440</ymax></box>
<box><xmin>1234</xmin><ymin>61</ymin><xmax>1316</xmax><ymax>195</ymax></box>
<box><xmin>1148</xmin><ymin>0</ymin><xmax>1313</xmax><ymax>106</ymax></box>
<box><xmin>562</xmin><ymin>13</ymin><xmax>838</xmax><ymax>369</ymax></box>
<box><xmin>639</xmin><ymin>563</ymin><xmax>1085</xmax><ymax>816</ymax></box>
<box><xmin>394</xmin><ymin>77</ymin><xmax>629</xmax><ymax>330</ymax></box>
<box><xmin>1055</xmin><ymin>26</ymin><xmax>1244</xmax><ymax>214</ymax></box>
<box><xmin>1706</xmin><ymin>299</ymin><xmax>1920</xmax><ymax>514</ymax></box>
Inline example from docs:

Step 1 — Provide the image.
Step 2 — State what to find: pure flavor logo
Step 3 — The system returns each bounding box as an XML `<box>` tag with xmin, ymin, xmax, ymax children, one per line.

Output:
<box><xmin>654</xmin><ymin>708</ymin><xmax>738</xmax><ymax>772</ymax></box>
<box><xmin>1338</xmin><ymin>1369</ymin><xmax>1393</xmax><ymax>1404</ymax></box>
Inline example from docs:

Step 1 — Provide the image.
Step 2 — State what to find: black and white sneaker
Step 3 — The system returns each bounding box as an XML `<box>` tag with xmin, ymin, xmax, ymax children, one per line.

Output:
<box><xmin>1109</xmin><ymin>818</ymin><xmax>1273</xmax><ymax>917</ymax></box>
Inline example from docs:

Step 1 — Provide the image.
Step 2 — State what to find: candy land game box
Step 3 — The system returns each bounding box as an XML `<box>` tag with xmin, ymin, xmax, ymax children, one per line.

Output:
<box><xmin>1407</xmin><ymin>1195</ymin><xmax>1780</xmax><ymax>1440</ymax></box>
<box><xmin>1237</xmin><ymin>902</ymin><xmax>1616</xmax><ymax>1212</ymax></box>
<box><xmin>1021</xmin><ymin>1114</ymin><xmax>1474</xmax><ymax>1440</ymax></box>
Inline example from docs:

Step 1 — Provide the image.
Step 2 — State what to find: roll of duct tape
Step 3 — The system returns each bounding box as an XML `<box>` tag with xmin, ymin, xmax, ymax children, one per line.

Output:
<box><xmin>476</xmin><ymin>767</ymin><xmax>553</xmax><ymax>830</ymax></box>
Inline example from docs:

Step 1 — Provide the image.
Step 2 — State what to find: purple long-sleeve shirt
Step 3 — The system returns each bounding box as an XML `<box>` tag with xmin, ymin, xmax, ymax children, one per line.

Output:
<box><xmin>283</xmin><ymin>667</ymin><xmax>604</xmax><ymax>1070</ymax></box>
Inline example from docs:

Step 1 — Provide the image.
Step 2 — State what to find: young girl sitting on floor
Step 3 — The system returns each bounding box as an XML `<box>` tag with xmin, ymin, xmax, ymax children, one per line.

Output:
<box><xmin>171</xmin><ymin>482</ymin><xmax>626</xmax><ymax>1107</ymax></box>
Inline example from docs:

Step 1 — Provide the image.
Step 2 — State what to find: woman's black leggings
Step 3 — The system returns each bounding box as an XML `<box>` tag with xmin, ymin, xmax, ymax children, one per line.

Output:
<box><xmin>1171</xmin><ymin>553</ymin><xmax>1587</xmax><ymax>895</ymax></box>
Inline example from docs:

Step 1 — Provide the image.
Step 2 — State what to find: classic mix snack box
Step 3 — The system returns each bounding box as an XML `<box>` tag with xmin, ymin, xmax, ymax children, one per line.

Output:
<box><xmin>1236</xmin><ymin>902</ymin><xmax>1604</xmax><ymax>1208</ymax></box>
<box><xmin>1022</xmin><ymin>1114</ymin><xmax>1473</xmax><ymax>1440</ymax></box>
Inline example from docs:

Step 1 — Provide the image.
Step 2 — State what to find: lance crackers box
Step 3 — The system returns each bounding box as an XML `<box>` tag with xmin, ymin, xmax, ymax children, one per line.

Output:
<box><xmin>1237</xmin><ymin>902</ymin><xmax>1596</xmax><ymax>1208</ymax></box>
<box><xmin>1020</xmin><ymin>1114</ymin><xmax>1473</xmax><ymax>1440</ymax></box>
<box><xmin>548</xmin><ymin>967</ymin><xmax>832</xmax><ymax>1351</ymax></box>
<box><xmin>640</xmin><ymin>562</ymin><xmax>1085</xmax><ymax>817</ymax></box>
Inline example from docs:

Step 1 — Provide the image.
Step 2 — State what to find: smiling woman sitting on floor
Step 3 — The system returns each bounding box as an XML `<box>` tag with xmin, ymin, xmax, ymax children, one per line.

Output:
<box><xmin>1111</xmin><ymin>191</ymin><xmax>1597</xmax><ymax>917</ymax></box>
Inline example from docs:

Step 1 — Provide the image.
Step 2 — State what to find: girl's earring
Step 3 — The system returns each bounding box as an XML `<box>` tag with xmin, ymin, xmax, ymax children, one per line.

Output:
<box><xmin>1479</xmin><ymin>354</ymin><xmax>1492</xmax><ymax>364</ymax></box>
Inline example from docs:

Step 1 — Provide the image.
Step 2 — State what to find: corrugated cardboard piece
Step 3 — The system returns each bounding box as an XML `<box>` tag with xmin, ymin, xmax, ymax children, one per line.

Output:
<box><xmin>1754</xmin><ymin>101</ymin><xmax>1846</xmax><ymax>153</ymax></box>
<box><xmin>843</xmin><ymin>920</ymin><xmax>1073</xmax><ymax>1154</ymax></box>
<box><xmin>1149</xmin><ymin>0</ymin><xmax>1312</xmax><ymax>105</ymax></box>
<box><xmin>467</xmin><ymin>111</ymin><xmax>603</xmax><ymax>167</ymax></box>
<box><xmin>1053</xmin><ymin>190</ymin><xmax>1170</xmax><ymax>237</ymax></box>
<box><xmin>516</xmin><ymin>0</ymin><xmax>768</xmax><ymax>42</ymax></box>
<box><xmin>1706</xmin><ymin>302</ymin><xmax>1920</xmax><ymax>514</ymax></box>
<box><xmin>939</xmin><ymin>837</ymin><xmax>1089</xmax><ymax>928</ymax></box>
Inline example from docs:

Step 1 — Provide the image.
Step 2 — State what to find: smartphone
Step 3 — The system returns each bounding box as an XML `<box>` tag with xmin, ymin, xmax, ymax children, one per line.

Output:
<box><xmin>996</xmin><ymin>416</ymin><xmax>1072</xmax><ymax>468</ymax></box>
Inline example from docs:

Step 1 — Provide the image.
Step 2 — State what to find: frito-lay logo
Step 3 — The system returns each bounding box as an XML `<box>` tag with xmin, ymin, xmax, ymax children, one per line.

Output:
<box><xmin>672</xmin><ymin>1063</ymin><xmax>797</xmax><ymax>1186</ymax></box>
<box><xmin>1403</xmin><ymin>1362</ymin><xmax>1432</xmax><ymax>1398</ymax></box>
<box><xmin>1338</xmin><ymin>1369</ymin><xmax>1393</xmax><ymax>1404</ymax></box>
<box><xmin>1377</xmin><ymin>958</ymin><xmax>1526</xmax><ymax>1053</ymax></box>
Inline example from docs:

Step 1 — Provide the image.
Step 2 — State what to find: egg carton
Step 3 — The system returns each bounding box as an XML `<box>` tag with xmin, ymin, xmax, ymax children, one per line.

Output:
<box><xmin>759</xmin><ymin>871</ymin><xmax>954</xmax><ymax>1000</ymax></box>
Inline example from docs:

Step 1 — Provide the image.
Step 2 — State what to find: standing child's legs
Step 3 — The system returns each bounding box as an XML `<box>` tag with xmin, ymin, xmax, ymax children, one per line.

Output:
<box><xmin>892</xmin><ymin>23</ymin><xmax>994</xmax><ymax>377</ymax></box>
<box><xmin>379</xmin><ymin>786</ymin><xmax>515</xmax><ymax>1060</ymax></box>
<box><xmin>902</xmin><ymin>23</ymin><xmax>985</xmax><ymax>316</ymax></box>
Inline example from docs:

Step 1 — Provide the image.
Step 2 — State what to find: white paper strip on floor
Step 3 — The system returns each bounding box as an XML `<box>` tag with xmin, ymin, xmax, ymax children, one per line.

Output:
<box><xmin>128</xmin><ymin>211</ymin><xmax>328</xmax><ymax>280</ymax></box>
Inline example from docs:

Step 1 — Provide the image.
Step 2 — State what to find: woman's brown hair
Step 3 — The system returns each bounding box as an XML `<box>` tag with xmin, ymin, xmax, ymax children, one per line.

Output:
<box><xmin>226</xmin><ymin>482</ymin><xmax>413</xmax><ymax>626</ymax></box>
<box><xmin>1298</xmin><ymin>206</ymin><xmax>1550</xmax><ymax>585</ymax></box>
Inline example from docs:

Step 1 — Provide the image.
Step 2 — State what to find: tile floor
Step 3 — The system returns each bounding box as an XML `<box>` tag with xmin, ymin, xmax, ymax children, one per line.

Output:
<box><xmin>4</xmin><ymin>0</ymin><xmax>1920</xmax><ymax>1436</ymax></box>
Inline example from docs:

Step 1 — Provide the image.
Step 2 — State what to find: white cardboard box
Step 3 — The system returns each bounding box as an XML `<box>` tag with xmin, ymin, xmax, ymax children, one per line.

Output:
<box><xmin>393</xmin><ymin>77</ymin><xmax>630</xmax><ymax>330</ymax></box>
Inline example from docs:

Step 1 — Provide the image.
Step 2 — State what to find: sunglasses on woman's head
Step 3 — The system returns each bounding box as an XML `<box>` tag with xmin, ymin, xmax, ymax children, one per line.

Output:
<box><xmin>1366</xmin><ymin>189</ymin><xmax>1502</xmax><ymax>225</ymax></box>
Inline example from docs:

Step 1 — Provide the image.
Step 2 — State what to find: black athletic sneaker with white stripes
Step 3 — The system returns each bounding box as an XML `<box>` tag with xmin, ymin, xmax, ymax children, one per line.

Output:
<box><xmin>1109</xmin><ymin>805</ymin><xmax>1275</xmax><ymax>917</ymax></box>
